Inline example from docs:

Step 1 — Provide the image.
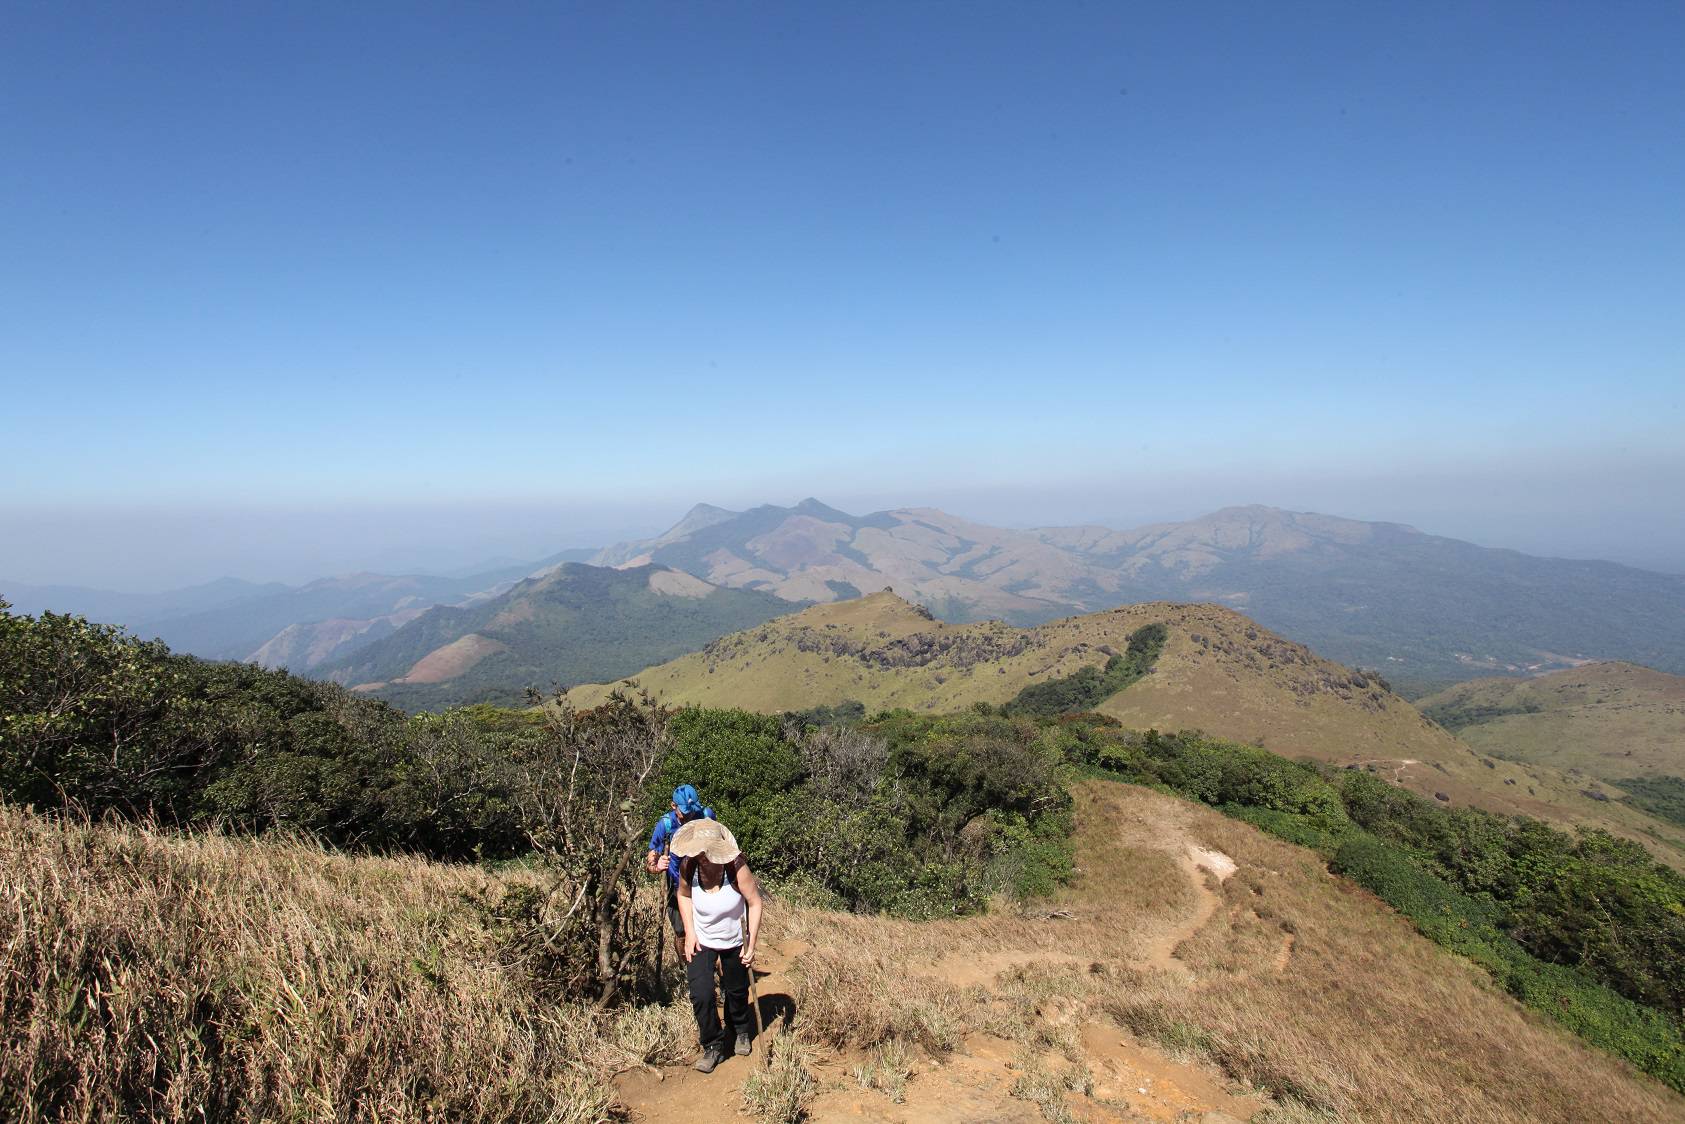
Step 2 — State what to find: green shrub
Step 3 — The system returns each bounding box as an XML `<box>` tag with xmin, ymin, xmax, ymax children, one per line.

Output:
<box><xmin>1331</xmin><ymin>833</ymin><xmax>1685</xmax><ymax>1090</ymax></box>
<box><xmin>1619</xmin><ymin>775</ymin><xmax>1685</xmax><ymax>829</ymax></box>
<box><xmin>656</xmin><ymin>708</ymin><xmax>804</xmax><ymax>859</ymax></box>
<box><xmin>1332</xmin><ymin>836</ymin><xmax>1506</xmax><ymax>964</ymax></box>
<box><xmin>1220</xmin><ymin>805</ymin><xmax>1349</xmax><ymax>855</ymax></box>
<box><xmin>1003</xmin><ymin>623</ymin><xmax>1166</xmax><ymax>717</ymax></box>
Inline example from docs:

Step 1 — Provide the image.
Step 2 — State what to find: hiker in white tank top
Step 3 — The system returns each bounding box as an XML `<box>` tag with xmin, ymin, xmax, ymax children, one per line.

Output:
<box><xmin>672</xmin><ymin>819</ymin><xmax>764</xmax><ymax>1074</ymax></box>
<box><xmin>688</xmin><ymin>861</ymin><xmax>746</xmax><ymax>948</ymax></box>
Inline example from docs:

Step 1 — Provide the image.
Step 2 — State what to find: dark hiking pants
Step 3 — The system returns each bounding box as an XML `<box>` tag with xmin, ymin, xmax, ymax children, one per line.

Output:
<box><xmin>665</xmin><ymin>882</ymin><xmax>684</xmax><ymax>941</ymax></box>
<box><xmin>687</xmin><ymin>944</ymin><xmax>752</xmax><ymax>1054</ymax></box>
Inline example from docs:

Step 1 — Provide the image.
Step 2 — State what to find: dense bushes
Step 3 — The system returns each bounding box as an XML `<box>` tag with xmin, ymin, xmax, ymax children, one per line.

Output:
<box><xmin>655</xmin><ymin>708</ymin><xmax>1075</xmax><ymax>917</ymax></box>
<box><xmin>655</xmin><ymin>708</ymin><xmax>805</xmax><ymax>860</ymax></box>
<box><xmin>1</xmin><ymin>601</ymin><xmax>540</xmax><ymax>859</ymax></box>
<box><xmin>0</xmin><ymin>602</ymin><xmax>1074</xmax><ymax>922</ymax></box>
<box><xmin>1003</xmin><ymin>623</ymin><xmax>1166</xmax><ymax>716</ymax></box>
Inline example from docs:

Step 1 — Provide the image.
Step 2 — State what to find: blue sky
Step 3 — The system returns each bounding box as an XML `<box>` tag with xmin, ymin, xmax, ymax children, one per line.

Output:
<box><xmin>2</xmin><ymin>2</ymin><xmax>1682</xmax><ymax>587</ymax></box>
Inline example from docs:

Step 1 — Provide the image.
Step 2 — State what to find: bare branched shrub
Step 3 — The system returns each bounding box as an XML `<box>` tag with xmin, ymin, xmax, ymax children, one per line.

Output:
<box><xmin>511</xmin><ymin>687</ymin><xmax>672</xmax><ymax>1007</ymax></box>
<box><xmin>796</xmin><ymin>723</ymin><xmax>890</xmax><ymax>808</ymax></box>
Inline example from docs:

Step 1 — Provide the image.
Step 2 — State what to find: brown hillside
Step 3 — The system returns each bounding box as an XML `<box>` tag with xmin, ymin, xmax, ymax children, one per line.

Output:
<box><xmin>1419</xmin><ymin>661</ymin><xmax>1685</xmax><ymax>782</ymax></box>
<box><xmin>569</xmin><ymin>593</ymin><xmax>1685</xmax><ymax>865</ymax></box>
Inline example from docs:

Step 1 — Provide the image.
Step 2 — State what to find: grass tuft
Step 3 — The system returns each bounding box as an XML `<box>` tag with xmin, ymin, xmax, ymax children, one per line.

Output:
<box><xmin>740</xmin><ymin>1030</ymin><xmax>816</xmax><ymax>1123</ymax></box>
<box><xmin>852</xmin><ymin>1038</ymin><xmax>914</xmax><ymax>1103</ymax></box>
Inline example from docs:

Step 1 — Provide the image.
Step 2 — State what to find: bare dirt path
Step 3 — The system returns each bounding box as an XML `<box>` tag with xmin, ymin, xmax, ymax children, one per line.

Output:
<box><xmin>614</xmin><ymin>789</ymin><xmax>1265</xmax><ymax>1123</ymax></box>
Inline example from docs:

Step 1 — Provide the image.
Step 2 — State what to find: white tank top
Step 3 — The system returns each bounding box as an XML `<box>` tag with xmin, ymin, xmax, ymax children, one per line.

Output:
<box><xmin>690</xmin><ymin>865</ymin><xmax>746</xmax><ymax>950</ymax></box>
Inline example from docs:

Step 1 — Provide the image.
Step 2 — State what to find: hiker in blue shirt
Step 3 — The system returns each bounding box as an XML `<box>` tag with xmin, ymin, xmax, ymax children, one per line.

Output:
<box><xmin>645</xmin><ymin>784</ymin><xmax>715</xmax><ymax>949</ymax></box>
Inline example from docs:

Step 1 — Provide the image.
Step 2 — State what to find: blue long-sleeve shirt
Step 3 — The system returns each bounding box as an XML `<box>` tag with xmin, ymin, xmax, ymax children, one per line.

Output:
<box><xmin>648</xmin><ymin>807</ymin><xmax>715</xmax><ymax>887</ymax></box>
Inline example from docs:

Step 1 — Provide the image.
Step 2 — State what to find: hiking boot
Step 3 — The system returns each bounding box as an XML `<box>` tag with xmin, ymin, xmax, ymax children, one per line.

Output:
<box><xmin>734</xmin><ymin>1032</ymin><xmax>752</xmax><ymax>1056</ymax></box>
<box><xmin>693</xmin><ymin>1047</ymin><xmax>728</xmax><ymax>1074</ymax></box>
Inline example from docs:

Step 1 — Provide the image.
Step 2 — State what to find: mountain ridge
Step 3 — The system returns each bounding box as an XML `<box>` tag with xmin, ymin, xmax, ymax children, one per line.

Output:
<box><xmin>591</xmin><ymin>500</ymin><xmax>1685</xmax><ymax>684</ymax></box>
<box><xmin>318</xmin><ymin>561</ymin><xmax>798</xmax><ymax>710</ymax></box>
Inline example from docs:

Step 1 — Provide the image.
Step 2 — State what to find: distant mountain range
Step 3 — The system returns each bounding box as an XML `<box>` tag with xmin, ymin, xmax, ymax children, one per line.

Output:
<box><xmin>8</xmin><ymin>499</ymin><xmax>1682</xmax><ymax>698</ymax></box>
<box><xmin>595</xmin><ymin>500</ymin><xmax>1685</xmax><ymax>688</ymax></box>
<box><xmin>318</xmin><ymin>562</ymin><xmax>796</xmax><ymax>709</ymax></box>
<box><xmin>1</xmin><ymin>550</ymin><xmax>596</xmax><ymax>669</ymax></box>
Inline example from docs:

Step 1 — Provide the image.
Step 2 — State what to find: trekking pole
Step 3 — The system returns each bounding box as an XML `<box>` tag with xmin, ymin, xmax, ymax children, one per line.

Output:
<box><xmin>744</xmin><ymin>917</ymin><xmax>768</xmax><ymax>1066</ymax></box>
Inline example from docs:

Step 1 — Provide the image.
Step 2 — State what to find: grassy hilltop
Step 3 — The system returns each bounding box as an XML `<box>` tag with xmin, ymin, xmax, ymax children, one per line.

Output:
<box><xmin>568</xmin><ymin>592</ymin><xmax>1685</xmax><ymax>866</ymax></box>
<box><xmin>1420</xmin><ymin>661</ymin><xmax>1685</xmax><ymax>781</ymax></box>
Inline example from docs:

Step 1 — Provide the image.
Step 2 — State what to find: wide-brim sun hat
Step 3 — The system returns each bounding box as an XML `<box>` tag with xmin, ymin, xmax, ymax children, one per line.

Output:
<box><xmin>671</xmin><ymin>819</ymin><xmax>740</xmax><ymax>864</ymax></box>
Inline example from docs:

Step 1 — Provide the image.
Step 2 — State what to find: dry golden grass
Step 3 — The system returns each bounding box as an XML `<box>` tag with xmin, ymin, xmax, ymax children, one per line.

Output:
<box><xmin>757</xmin><ymin>781</ymin><xmax>1685</xmax><ymax>1123</ymax></box>
<box><xmin>739</xmin><ymin>1029</ymin><xmax>817</xmax><ymax>1123</ymax></box>
<box><xmin>0</xmin><ymin>806</ymin><xmax>693</xmax><ymax>1123</ymax></box>
<box><xmin>9</xmin><ymin>777</ymin><xmax>1685</xmax><ymax>1123</ymax></box>
<box><xmin>1419</xmin><ymin>660</ymin><xmax>1685</xmax><ymax>781</ymax></box>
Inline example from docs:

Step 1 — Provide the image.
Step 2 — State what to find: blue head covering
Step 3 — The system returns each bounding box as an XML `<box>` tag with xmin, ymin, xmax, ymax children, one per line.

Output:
<box><xmin>672</xmin><ymin>784</ymin><xmax>703</xmax><ymax>816</ymax></box>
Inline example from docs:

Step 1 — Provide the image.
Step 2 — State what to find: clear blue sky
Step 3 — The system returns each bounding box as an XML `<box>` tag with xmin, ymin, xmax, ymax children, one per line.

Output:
<box><xmin>2</xmin><ymin>2</ymin><xmax>1682</xmax><ymax>586</ymax></box>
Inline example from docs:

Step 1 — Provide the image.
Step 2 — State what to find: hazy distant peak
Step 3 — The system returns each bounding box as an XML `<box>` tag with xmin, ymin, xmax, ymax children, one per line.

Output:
<box><xmin>676</xmin><ymin>502</ymin><xmax>740</xmax><ymax>526</ymax></box>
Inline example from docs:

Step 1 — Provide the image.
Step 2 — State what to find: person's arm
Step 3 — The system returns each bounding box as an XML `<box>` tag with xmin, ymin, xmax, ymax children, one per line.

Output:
<box><xmin>735</xmin><ymin>858</ymin><xmax>763</xmax><ymax>966</ymax></box>
<box><xmin>644</xmin><ymin>818</ymin><xmax>667</xmax><ymax>875</ymax></box>
<box><xmin>676</xmin><ymin>857</ymin><xmax>698</xmax><ymax>962</ymax></box>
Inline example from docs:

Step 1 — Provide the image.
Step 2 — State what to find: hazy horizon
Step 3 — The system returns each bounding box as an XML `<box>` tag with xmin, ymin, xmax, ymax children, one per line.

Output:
<box><xmin>4</xmin><ymin>5</ymin><xmax>1681</xmax><ymax>591</ymax></box>
<box><xmin>6</xmin><ymin>474</ymin><xmax>1684</xmax><ymax>593</ymax></box>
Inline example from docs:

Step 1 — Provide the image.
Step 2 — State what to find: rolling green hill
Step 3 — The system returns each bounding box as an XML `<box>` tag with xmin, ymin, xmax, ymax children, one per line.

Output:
<box><xmin>320</xmin><ymin>562</ymin><xmax>798</xmax><ymax>710</ymax></box>
<box><xmin>567</xmin><ymin>591</ymin><xmax>1685</xmax><ymax>867</ymax></box>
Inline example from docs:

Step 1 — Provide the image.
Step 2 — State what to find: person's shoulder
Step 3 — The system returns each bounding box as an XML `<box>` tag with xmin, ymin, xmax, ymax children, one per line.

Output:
<box><xmin>703</xmin><ymin>807</ymin><xmax>716</xmax><ymax>820</ymax></box>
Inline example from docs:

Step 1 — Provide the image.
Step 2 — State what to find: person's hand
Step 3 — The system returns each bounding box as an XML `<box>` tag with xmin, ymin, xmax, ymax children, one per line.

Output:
<box><xmin>644</xmin><ymin>851</ymin><xmax>663</xmax><ymax>875</ymax></box>
<box><xmin>684</xmin><ymin>933</ymin><xmax>699</xmax><ymax>963</ymax></box>
<box><xmin>741</xmin><ymin>942</ymin><xmax>756</xmax><ymax>967</ymax></box>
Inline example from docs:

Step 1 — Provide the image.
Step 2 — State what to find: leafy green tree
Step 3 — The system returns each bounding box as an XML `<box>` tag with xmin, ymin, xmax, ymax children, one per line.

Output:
<box><xmin>656</xmin><ymin>708</ymin><xmax>805</xmax><ymax>860</ymax></box>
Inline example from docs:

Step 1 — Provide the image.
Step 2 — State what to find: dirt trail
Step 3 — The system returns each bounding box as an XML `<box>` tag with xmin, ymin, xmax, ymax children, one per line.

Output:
<box><xmin>615</xmin><ymin>792</ymin><xmax>1265</xmax><ymax>1122</ymax></box>
<box><xmin>1137</xmin><ymin>845</ymin><xmax>1230</xmax><ymax>975</ymax></box>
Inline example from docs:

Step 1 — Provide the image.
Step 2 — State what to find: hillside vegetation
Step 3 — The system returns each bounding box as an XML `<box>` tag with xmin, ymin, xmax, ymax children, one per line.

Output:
<box><xmin>319</xmin><ymin>563</ymin><xmax>796</xmax><ymax>710</ymax></box>
<box><xmin>9</xmin><ymin>596</ymin><xmax>1685</xmax><ymax>1118</ymax></box>
<box><xmin>568</xmin><ymin>592</ymin><xmax>1685</xmax><ymax>867</ymax></box>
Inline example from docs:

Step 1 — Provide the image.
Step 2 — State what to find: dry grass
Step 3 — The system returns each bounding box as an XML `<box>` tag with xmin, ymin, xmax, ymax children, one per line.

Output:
<box><xmin>851</xmin><ymin>1038</ymin><xmax>913</xmax><ymax>1103</ymax></box>
<box><xmin>0</xmin><ymin>805</ymin><xmax>691</xmax><ymax>1123</ymax></box>
<box><xmin>8</xmin><ymin>775</ymin><xmax>1685</xmax><ymax>1123</ymax></box>
<box><xmin>1006</xmin><ymin>1045</ymin><xmax>1090</xmax><ymax>1123</ymax></box>
<box><xmin>756</xmin><ymin>780</ymin><xmax>1685</xmax><ymax>1123</ymax></box>
<box><xmin>740</xmin><ymin>1029</ymin><xmax>816</xmax><ymax>1123</ymax></box>
<box><xmin>785</xmin><ymin>944</ymin><xmax>966</xmax><ymax>1054</ymax></box>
